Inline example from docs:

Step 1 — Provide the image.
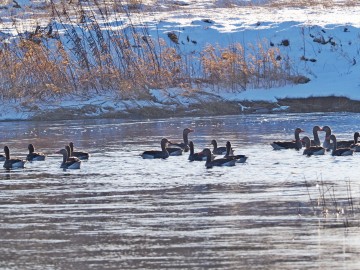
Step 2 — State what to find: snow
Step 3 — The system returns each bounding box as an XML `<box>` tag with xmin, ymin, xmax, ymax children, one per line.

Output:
<box><xmin>1</xmin><ymin>1</ymin><xmax>360</xmax><ymax>120</ymax></box>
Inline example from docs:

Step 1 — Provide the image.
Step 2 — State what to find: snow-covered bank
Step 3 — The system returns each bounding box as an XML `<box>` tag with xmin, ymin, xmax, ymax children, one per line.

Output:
<box><xmin>1</xmin><ymin>1</ymin><xmax>360</xmax><ymax>121</ymax></box>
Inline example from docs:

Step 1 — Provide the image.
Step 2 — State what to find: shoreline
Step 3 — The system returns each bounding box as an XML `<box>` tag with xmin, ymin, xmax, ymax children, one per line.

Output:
<box><xmin>1</xmin><ymin>95</ymin><xmax>357</xmax><ymax>122</ymax></box>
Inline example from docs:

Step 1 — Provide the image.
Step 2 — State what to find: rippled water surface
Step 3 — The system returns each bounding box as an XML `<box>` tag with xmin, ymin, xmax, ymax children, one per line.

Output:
<box><xmin>1</xmin><ymin>113</ymin><xmax>360</xmax><ymax>269</ymax></box>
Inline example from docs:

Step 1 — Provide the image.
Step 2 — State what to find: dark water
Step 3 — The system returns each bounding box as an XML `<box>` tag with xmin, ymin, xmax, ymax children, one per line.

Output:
<box><xmin>1</xmin><ymin>113</ymin><xmax>360</xmax><ymax>269</ymax></box>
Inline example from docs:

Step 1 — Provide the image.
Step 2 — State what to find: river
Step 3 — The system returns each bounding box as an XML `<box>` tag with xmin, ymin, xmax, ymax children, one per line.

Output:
<box><xmin>1</xmin><ymin>113</ymin><xmax>360</xmax><ymax>269</ymax></box>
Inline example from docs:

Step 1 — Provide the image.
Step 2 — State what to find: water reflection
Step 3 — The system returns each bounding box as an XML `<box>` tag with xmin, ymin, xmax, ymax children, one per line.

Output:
<box><xmin>1</xmin><ymin>113</ymin><xmax>360</xmax><ymax>269</ymax></box>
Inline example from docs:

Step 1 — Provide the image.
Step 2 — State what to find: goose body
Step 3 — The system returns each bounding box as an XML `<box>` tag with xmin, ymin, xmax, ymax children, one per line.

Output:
<box><xmin>166</xmin><ymin>147</ymin><xmax>183</xmax><ymax>156</ymax></box>
<box><xmin>329</xmin><ymin>134</ymin><xmax>354</xmax><ymax>156</ymax></box>
<box><xmin>141</xmin><ymin>138</ymin><xmax>171</xmax><ymax>159</ymax></box>
<box><xmin>224</xmin><ymin>141</ymin><xmax>248</xmax><ymax>163</ymax></box>
<box><xmin>26</xmin><ymin>144</ymin><xmax>46</xmax><ymax>161</ymax></box>
<box><xmin>168</xmin><ymin>128</ymin><xmax>194</xmax><ymax>152</ymax></box>
<box><xmin>271</xmin><ymin>128</ymin><xmax>304</xmax><ymax>150</ymax></box>
<box><xmin>302</xmin><ymin>136</ymin><xmax>325</xmax><ymax>156</ymax></box>
<box><xmin>3</xmin><ymin>146</ymin><xmax>26</xmax><ymax>169</ymax></box>
<box><xmin>202</xmin><ymin>148</ymin><xmax>236</xmax><ymax>168</ymax></box>
<box><xmin>69</xmin><ymin>142</ymin><xmax>89</xmax><ymax>160</ymax></box>
<box><xmin>57</xmin><ymin>148</ymin><xmax>81</xmax><ymax>169</ymax></box>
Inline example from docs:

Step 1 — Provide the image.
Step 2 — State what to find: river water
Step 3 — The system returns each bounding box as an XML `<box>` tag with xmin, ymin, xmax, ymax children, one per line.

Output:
<box><xmin>1</xmin><ymin>113</ymin><xmax>360</xmax><ymax>269</ymax></box>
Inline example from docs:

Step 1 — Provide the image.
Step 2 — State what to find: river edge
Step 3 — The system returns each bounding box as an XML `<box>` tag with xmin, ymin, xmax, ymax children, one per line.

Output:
<box><xmin>2</xmin><ymin>95</ymin><xmax>360</xmax><ymax>122</ymax></box>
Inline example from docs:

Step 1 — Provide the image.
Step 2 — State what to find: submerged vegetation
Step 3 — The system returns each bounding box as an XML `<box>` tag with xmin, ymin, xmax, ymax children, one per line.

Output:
<box><xmin>0</xmin><ymin>0</ymin><xmax>301</xmax><ymax>105</ymax></box>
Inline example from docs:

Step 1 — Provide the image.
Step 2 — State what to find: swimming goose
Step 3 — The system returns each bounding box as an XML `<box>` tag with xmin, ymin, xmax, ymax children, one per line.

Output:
<box><xmin>350</xmin><ymin>132</ymin><xmax>360</xmax><ymax>152</ymax></box>
<box><xmin>26</xmin><ymin>144</ymin><xmax>46</xmax><ymax>161</ymax></box>
<box><xmin>302</xmin><ymin>136</ymin><xmax>325</xmax><ymax>156</ymax></box>
<box><xmin>65</xmin><ymin>145</ymin><xmax>81</xmax><ymax>163</ymax></box>
<box><xmin>329</xmin><ymin>134</ymin><xmax>354</xmax><ymax>156</ymax></box>
<box><xmin>3</xmin><ymin>146</ymin><xmax>26</xmax><ymax>169</ymax></box>
<box><xmin>168</xmin><ymin>128</ymin><xmax>194</xmax><ymax>152</ymax></box>
<box><xmin>224</xmin><ymin>141</ymin><xmax>248</xmax><ymax>163</ymax></box>
<box><xmin>202</xmin><ymin>148</ymin><xmax>236</xmax><ymax>168</ymax></box>
<box><xmin>69</xmin><ymin>142</ymin><xmax>89</xmax><ymax>160</ymax></box>
<box><xmin>322</xmin><ymin>126</ymin><xmax>355</xmax><ymax>149</ymax></box>
<box><xmin>188</xmin><ymin>141</ymin><xmax>207</xmax><ymax>161</ymax></box>
<box><xmin>211</xmin><ymin>139</ymin><xmax>233</xmax><ymax>155</ymax></box>
<box><xmin>271</xmin><ymin>127</ymin><xmax>304</xmax><ymax>150</ymax></box>
<box><xmin>56</xmin><ymin>148</ymin><xmax>81</xmax><ymax>169</ymax></box>
<box><xmin>141</xmin><ymin>138</ymin><xmax>171</xmax><ymax>159</ymax></box>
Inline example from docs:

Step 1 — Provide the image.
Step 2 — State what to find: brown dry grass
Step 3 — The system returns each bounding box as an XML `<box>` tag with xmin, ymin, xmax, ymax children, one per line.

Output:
<box><xmin>0</xmin><ymin>1</ymin><xmax>302</xmax><ymax>105</ymax></box>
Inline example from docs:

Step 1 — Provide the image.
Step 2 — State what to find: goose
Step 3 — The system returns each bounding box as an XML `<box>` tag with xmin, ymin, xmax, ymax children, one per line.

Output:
<box><xmin>322</xmin><ymin>126</ymin><xmax>355</xmax><ymax>149</ymax></box>
<box><xmin>69</xmin><ymin>142</ymin><xmax>89</xmax><ymax>160</ymax></box>
<box><xmin>211</xmin><ymin>139</ymin><xmax>234</xmax><ymax>155</ymax></box>
<box><xmin>202</xmin><ymin>148</ymin><xmax>236</xmax><ymax>168</ymax></box>
<box><xmin>141</xmin><ymin>138</ymin><xmax>171</xmax><ymax>159</ymax></box>
<box><xmin>322</xmin><ymin>126</ymin><xmax>333</xmax><ymax>150</ymax></box>
<box><xmin>302</xmin><ymin>136</ymin><xmax>325</xmax><ymax>156</ymax></box>
<box><xmin>188</xmin><ymin>141</ymin><xmax>207</xmax><ymax>161</ymax></box>
<box><xmin>3</xmin><ymin>146</ymin><xmax>26</xmax><ymax>169</ymax></box>
<box><xmin>224</xmin><ymin>141</ymin><xmax>248</xmax><ymax>163</ymax></box>
<box><xmin>350</xmin><ymin>132</ymin><xmax>360</xmax><ymax>152</ymax></box>
<box><xmin>56</xmin><ymin>148</ymin><xmax>81</xmax><ymax>169</ymax></box>
<box><xmin>26</xmin><ymin>144</ymin><xmax>46</xmax><ymax>161</ymax></box>
<box><xmin>65</xmin><ymin>145</ymin><xmax>81</xmax><ymax>163</ymax></box>
<box><xmin>168</xmin><ymin>128</ymin><xmax>194</xmax><ymax>152</ymax></box>
<box><xmin>329</xmin><ymin>134</ymin><xmax>354</xmax><ymax>156</ymax></box>
<box><xmin>271</xmin><ymin>127</ymin><xmax>304</xmax><ymax>150</ymax></box>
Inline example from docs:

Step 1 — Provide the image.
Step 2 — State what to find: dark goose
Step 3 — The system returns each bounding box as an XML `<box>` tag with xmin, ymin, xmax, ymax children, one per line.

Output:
<box><xmin>3</xmin><ymin>146</ymin><xmax>26</xmax><ymax>169</ymax></box>
<box><xmin>56</xmin><ymin>148</ymin><xmax>81</xmax><ymax>169</ymax></box>
<box><xmin>302</xmin><ymin>136</ymin><xmax>325</xmax><ymax>156</ymax></box>
<box><xmin>188</xmin><ymin>141</ymin><xmax>207</xmax><ymax>161</ymax></box>
<box><xmin>141</xmin><ymin>138</ymin><xmax>171</xmax><ymax>159</ymax></box>
<box><xmin>202</xmin><ymin>148</ymin><xmax>236</xmax><ymax>169</ymax></box>
<box><xmin>168</xmin><ymin>128</ymin><xmax>194</xmax><ymax>152</ymax></box>
<box><xmin>224</xmin><ymin>141</ymin><xmax>248</xmax><ymax>163</ymax></box>
<box><xmin>271</xmin><ymin>127</ymin><xmax>304</xmax><ymax>150</ymax></box>
<box><xmin>69</xmin><ymin>142</ymin><xmax>89</xmax><ymax>160</ymax></box>
<box><xmin>329</xmin><ymin>134</ymin><xmax>354</xmax><ymax>156</ymax></box>
<box><xmin>26</xmin><ymin>144</ymin><xmax>46</xmax><ymax>161</ymax></box>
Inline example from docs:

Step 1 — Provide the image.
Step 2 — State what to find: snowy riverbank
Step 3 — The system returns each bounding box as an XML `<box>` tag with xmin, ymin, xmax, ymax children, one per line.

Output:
<box><xmin>1</xmin><ymin>1</ymin><xmax>360</xmax><ymax>120</ymax></box>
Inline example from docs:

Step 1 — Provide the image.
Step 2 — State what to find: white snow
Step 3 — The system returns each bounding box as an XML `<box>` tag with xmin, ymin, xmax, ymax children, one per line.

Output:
<box><xmin>1</xmin><ymin>1</ymin><xmax>360</xmax><ymax>120</ymax></box>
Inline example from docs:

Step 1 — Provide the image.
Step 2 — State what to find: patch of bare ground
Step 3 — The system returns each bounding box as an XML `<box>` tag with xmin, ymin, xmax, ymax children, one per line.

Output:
<box><xmin>277</xmin><ymin>96</ymin><xmax>360</xmax><ymax>113</ymax></box>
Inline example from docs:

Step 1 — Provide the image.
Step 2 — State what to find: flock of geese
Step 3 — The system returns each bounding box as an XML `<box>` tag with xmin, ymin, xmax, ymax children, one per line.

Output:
<box><xmin>140</xmin><ymin>128</ymin><xmax>248</xmax><ymax>168</ymax></box>
<box><xmin>1</xmin><ymin>142</ymin><xmax>89</xmax><ymax>170</ymax></box>
<box><xmin>1</xmin><ymin>125</ymin><xmax>359</xmax><ymax>170</ymax></box>
<box><xmin>271</xmin><ymin>125</ymin><xmax>360</xmax><ymax>156</ymax></box>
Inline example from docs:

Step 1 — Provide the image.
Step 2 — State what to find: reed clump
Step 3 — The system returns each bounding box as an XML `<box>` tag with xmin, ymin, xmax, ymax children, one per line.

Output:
<box><xmin>305</xmin><ymin>178</ymin><xmax>360</xmax><ymax>228</ymax></box>
<box><xmin>0</xmin><ymin>0</ymin><xmax>301</xmax><ymax>104</ymax></box>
